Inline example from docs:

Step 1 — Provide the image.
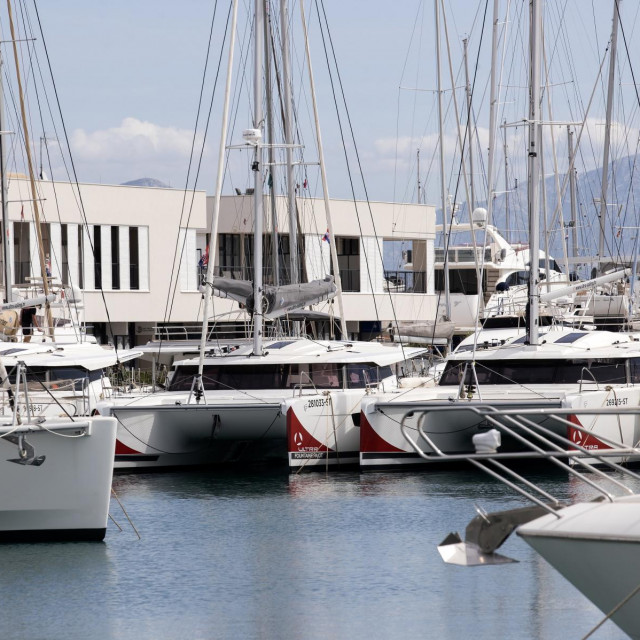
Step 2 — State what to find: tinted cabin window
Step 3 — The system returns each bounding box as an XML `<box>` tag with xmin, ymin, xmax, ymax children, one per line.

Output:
<box><xmin>439</xmin><ymin>359</ymin><xmax>628</xmax><ymax>386</ymax></box>
<box><xmin>346</xmin><ymin>363</ymin><xmax>393</xmax><ymax>389</ymax></box>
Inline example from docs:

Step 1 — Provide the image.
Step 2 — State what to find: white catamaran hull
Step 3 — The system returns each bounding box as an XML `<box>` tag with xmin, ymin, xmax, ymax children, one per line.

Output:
<box><xmin>0</xmin><ymin>416</ymin><xmax>116</xmax><ymax>542</ymax></box>
<box><xmin>564</xmin><ymin>387</ymin><xmax>640</xmax><ymax>465</ymax></box>
<box><xmin>517</xmin><ymin>496</ymin><xmax>640</xmax><ymax>638</ymax></box>
<box><xmin>109</xmin><ymin>400</ymin><xmax>286</xmax><ymax>469</ymax></box>
<box><xmin>285</xmin><ymin>390</ymin><xmax>368</xmax><ymax>471</ymax></box>
<box><xmin>359</xmin><ymin>397</ymin><xmax>565</xmax><ymax>470</ymax></box>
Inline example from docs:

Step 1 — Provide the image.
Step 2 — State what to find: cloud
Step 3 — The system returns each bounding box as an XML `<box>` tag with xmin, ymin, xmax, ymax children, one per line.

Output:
<box><xmin>71</xmin><ymin>117</ymin><xmax>203</xmax><ymax>162</ymax></box>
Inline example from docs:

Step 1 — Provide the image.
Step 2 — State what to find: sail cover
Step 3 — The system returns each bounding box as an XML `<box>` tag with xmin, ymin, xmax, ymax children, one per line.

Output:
<box><xmin>209</xmin><ymin>275</ymin><xmax>337</xmax><ymax>319</ymax></box>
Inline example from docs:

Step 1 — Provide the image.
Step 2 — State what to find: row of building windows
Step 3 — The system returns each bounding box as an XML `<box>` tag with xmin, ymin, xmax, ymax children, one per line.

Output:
<box><xmin>217</xmin><ymin>233</ymin><xmax>362</xmax><ymax>291</ymax></box>
<box><xmin>11</xmin><ymin>222</ymin><xmax>144</xmax><ymax>291</ymax></box>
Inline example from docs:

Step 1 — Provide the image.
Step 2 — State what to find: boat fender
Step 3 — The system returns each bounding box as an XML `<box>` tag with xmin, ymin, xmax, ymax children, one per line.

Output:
<box><xmin>472</xmin><ymin>429</ymin><xmax>501</xmax><ymax>454</ymax></box>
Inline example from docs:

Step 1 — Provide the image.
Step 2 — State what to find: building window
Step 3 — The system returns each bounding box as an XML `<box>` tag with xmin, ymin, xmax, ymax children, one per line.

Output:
<box><xmin>218</xmin><ymin>233</ymin><xmax>245</xmax><ymax>279</ymax></box>
<box><xmin>334</xmin><ymin>237</ymin><xmax>360</xmax><ymax>292</ymax></box>
<box><xmin>111</xmin><ymin>226</ymin><xmax>120</xmax><ymax>290</ymax></box>
<box><xmin>93</xmin><ymin>225</ymin><xmax>102</xmax><ymax>289</ymax></box>
<box><xmin>129</xmin><ymin>227</ymin><xmax>139</xmax><ymax>290</ymax></box>
<box><xmin>77</xmin><ymin>226</ymin><xmax>84</xmax><ymax>289</ymax></box>
<box><xmin>61</xmin><ymin>224</ymin><xmax>69</xmax><ymax>285</ymax></box>
<box><xmin>13</xmin><ymin>221</ymin><xmax>29</xmax><ymax>284</ymax></box>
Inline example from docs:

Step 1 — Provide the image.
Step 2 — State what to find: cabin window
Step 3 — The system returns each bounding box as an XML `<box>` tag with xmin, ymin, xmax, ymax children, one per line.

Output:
<box><xmin>435</xmin><ymin>268</ymin><xmax>485</xmax><ymax>295</ymax></box>
<box><xmin>504</xmin><ymin>271</ymin><xmax>530</xmax><ymax>287</ymax></box>
<box><xmin>6</xmin><ymin>365</ymin><xmax>101</xmax><ymax>391</ymax></box>
<box><xmin>346</xmin><ymin>363</ymin><xmax>393</xmax><ymax>389</ymax></box>
<box><xmin>439</xmin><ymin>358</ymin><xmax>628</xmax><ymax>386</ymax></box>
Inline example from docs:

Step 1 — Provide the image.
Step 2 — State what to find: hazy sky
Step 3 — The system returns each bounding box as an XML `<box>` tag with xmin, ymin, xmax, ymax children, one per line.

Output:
<box><xmin>7</xmin><ymin>1</ymin><xmax>635</xmax><ymax>207</ymax></box>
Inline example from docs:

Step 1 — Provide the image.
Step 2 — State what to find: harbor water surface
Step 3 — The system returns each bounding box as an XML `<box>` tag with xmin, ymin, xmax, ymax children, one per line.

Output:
<box><xmin>0</xmin><ymin>468</ymin><xmax>626</xmax><ymax>639</ymax></box>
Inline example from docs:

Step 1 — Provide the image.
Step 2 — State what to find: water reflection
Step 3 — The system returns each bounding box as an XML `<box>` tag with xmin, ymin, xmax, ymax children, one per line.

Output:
<box><xmin>0</xmin><ymin>467</ymin><xmax>624</xmax><ymax>639</ymax></box>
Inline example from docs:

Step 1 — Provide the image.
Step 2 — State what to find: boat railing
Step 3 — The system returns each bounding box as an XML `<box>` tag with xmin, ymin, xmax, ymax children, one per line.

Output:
<box><xmin>421</xmin><ymin>403</ymin><xmax>640</xmax><ymax>570</ymax></box>
<box><xmin>577</xmin><ymin>367</ymin><xmax>599</xmax><ymax>392</ymax></box>
<box><xmin>399</xmin><ymin>403</ymin><xmax>640</xmax><ymax>469</ymax></box>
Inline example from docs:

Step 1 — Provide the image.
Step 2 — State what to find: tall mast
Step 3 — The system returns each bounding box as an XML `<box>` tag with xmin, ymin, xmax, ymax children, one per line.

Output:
<box><xmin>264</xmin><ymin>1</ymin><xmax>279</xmax><ymax>287</ymax></box>
<box><xmin>252</xmin><ymin>0</ymin><xmax>265</xmax><ymax>355</ymax></box>
<box><xmin>299</xmin><ymin>0</ymin><xmax>347</xmax><ymax>338</ymax></box>
<box><xmin>527</xmin><ymin>0</ymin><xmax>542</xmax><ymax>345</ymax></box>
<box><xmin>463</xmin><ymin>37</ymin><xmax>475</xmax><ymax>209</ymax></box>
<box><xmin>434</xmin><ymin>0</ymin><xmax>450</xmax><ymax>320</ymax></box>
<box><xmin>486</xmin><ymin>0</ymin><xmax>500</xmax><ymax>230</ymax></box>
<box><xmin>280</xmin><ymin>0</ymin><xmax>298</xmax><ymax>287</ymax></box>
<box><xmin>567</xmin><ymin>126</ymin><xmax>579</xmax><ymax>261</ymax></box>
<box><xmin>197</xmin><ymin>0</ymin><xmax>239</xmax><ymax>381</ymax></box>
<box><xmin>598</xmin><ymin>0</ymin><xmax>620</xmax><ymax>266</ymax></box>
<box><xmin>7</xmin><ymin>0</ymin><xmax>53</xmax><ymax>337</ymax></box>
<box><xmin>0</xmin><ymin>47</ymin><xmax>11</xmax><ymax>302</ymax></box>
<box><xmin>417</xmin><ymin>148</ymin><xmax>421</xmax><ymax>204</ymax></box>
<box><xmin>503</xmin><ymin>120</ymin><xmax>510</xmax><ymax>242</ymax></box>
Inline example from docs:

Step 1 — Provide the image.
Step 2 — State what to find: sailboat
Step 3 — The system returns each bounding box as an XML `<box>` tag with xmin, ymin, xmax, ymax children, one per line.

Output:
<box><xmin>0</xmin><ymin>1</ymin><xmax>118</xmax><ymax>541</ymax></box>
<box><xmin>356</xmin><ymin>0</ymin><xmax>640</xmax><ymax>471</ymax></box>
<box><xmin>95</xmin><ymin>0</ymin><xmax>429</xmax><ymax>471</ymax></box>
<box><xmin>426</xmin><ymin>4</ymin><xmax>640</xmax><ymax>636</ymax></box>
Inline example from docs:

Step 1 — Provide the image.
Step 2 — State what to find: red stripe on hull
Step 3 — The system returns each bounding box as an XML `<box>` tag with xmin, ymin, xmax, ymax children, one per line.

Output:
<box><xmin>567</xmin><ymin>414</ymin><xmax>612</xmax><ymax>451</ymax></box>
<box><xmin>287</xmin><ymin>407</ymin><xmax>331</xmax><ymax>453</ymax></box>
<box><xmin>115</xmin><ymin>439</ymin><xmax>142</xmax><ymax>455</ymax></box>
<box><xmin>360</xmin><ymin>410</ymin><xmax>405</xmax><ymax>453</ymax></box>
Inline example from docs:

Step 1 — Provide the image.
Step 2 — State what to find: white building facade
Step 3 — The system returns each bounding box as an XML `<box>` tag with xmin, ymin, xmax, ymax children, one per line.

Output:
<box><xmin>6</xmin><ymin>177</ymin><xmax>437</xmax><ymax>345</ymax></box>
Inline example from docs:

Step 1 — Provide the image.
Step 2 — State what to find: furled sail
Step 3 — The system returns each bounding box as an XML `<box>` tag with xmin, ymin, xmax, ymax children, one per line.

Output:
<box><xmin>209</xmin><ymin>275</ymin><xmax>337</xmax><ymax>319</ymax></box>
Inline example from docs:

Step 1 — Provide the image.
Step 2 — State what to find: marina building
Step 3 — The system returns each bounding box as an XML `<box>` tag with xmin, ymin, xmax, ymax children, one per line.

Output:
<box><xmin>7</xmin><ymin>177</ymin><xmax>438</xmax><ymax>346</ymax></box>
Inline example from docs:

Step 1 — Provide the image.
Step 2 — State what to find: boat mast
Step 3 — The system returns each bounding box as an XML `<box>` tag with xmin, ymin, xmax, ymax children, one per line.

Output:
<box><xmin>434</xmin><ymin>0</ymin><xmax>450</xmax><ymax>321</ymax></box>
<box><xmin>527</xmin><ymin>0</ymin><xmax>542</xmax><ymax>345</ymax></box>
<box><xmin>264</xmin><ymin>1</ymin><xmax>279</xmax><ymax>288</ymax></box>
<box><xmin>7</xmin><ymin>0</ymin><xmax>53</xmax><ymax>337</ymax></box>
<box><xmin>0</xmin><ymin>46</ymin><xmax>11</xmax><ymax>303</ymax></box>
<box><xmin>598</xmin><ymin>0</ymin><xmax>620</xmax><ymax>268</ymax></box>
<box><xmin>299</xmin><ymin>0</ymin><xmax>348</xmax><ymax>339</ymax></box>
<box><xmin>280</xmin><ymin>0</ymin><xmax>298</xmax><ymax>288</ymax></box>
<box><xmin>417</xmin><ymin>149</ymin><xmax>421</xmax><ymax>204</ymax></box>
<box><xmin>463</xmin><ymin>37</ymin><xmax>475</xmax><ymax>210</ymax></box>
<box><xmin>486</xmin><ymin>0</ymin><xmax>500</xmax><ymax>232</ymax></box>
<box><xmin>252</xmin><ymin>0</ymin><xmax>265</xmax><ymax>355</ymax></box>
<box><xmin>197</xmin><ymin>0</ymin><xmax>239</xmax><ymax>383</ymax></box>
<box><xmin>503</xmin><ymin>120</ymin><xmax>510</xmax><ymax>242</ymax></box>
<box><xmin>567</xmin><ymin>126</ymin><xmax>579</xmax><ymax>262</ymax></box>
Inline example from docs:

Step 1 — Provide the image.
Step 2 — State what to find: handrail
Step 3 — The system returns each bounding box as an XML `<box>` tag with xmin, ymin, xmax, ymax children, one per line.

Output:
<box><xmin>398</xmin><ymin>403</ymin><xmax>640</xmax><ymax>507</ymax></box>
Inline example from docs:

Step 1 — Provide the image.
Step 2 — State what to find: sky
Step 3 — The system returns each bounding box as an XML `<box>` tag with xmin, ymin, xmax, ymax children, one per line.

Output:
<box><xmin>2</xmin><ymin>1</ymin><xmax>636</xmax><ymax>210</ymax></box>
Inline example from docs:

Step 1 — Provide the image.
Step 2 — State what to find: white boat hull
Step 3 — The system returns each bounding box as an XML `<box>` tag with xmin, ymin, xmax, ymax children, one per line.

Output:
<box><xmin>0</xmin><ymin>416</ymin><xmax>116</xmax><ymax>542</ymax></box>
<box><xmin>285</xmin><ymin>390</ymin><xmax>367</xmax><ymax>471</ymax></box>
<box><xmin>359</xmin><ymin>397</ymin><xmax>565</xmax><ymax>470</ymax></box>
<box><xmin>110</xmin><ymin>400</ymin><xmax>286</xmax><ymax>469</ymax></box>
<box><xmin>518</xmin><ymin>496</ymin><xmax>640</xmax><ymax>638</ymax></box>
<box><xmin>563</xmin><ymin>388</ymin><xmax>640</xmax><ymax>466</ymax></box>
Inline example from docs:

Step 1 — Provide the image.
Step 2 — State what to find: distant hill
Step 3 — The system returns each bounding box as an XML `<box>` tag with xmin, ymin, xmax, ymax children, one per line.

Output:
<box><xmin>121</xmin><ymin>177</ymin><xmax>170</xmax><ymax>188</ymax></box>
<box><xmin>442</xmin><ymin>153</ymin><xmax>640</xmax><ymax>263</ymax></box>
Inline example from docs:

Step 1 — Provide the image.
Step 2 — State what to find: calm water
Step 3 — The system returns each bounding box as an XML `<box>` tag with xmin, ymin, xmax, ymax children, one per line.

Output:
<box><xmin>0</xmin><ymin>467</ymin><xmax>627</xmax><ymax>639</ymax></box>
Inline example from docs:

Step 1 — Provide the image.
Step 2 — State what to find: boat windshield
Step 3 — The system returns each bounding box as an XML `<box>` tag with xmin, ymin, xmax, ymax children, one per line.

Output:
<box><xmin>439</xmin><ymin>358</ymin><xmax>628</xmax><ymax>386</ymax></box>
<box><xmin>6</xmin><ymin>366</ymin><xmax>101</xmax><ymax>391</ymax></box>
<box><xmin>167</xmin><ymin>362</ymin><xmax>394</xmax><ymax>391</ymax></box>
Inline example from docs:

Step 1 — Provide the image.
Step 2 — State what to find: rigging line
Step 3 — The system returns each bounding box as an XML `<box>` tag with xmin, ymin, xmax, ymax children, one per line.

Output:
<box><xmin>9</xmin><ymin>6</ymin><xmax>97</xmax><ymax>291</ymax></box>
<box><xmin>316</xmin><ymin>0</ymin><xmax>407</xmax><ymax>350</ymax></box>
<box><xmin>18</xmin><ymin>4</ymin><xmax>80</xmax><ymax>307</ymax></box>
<box><xmin>31</xmin><ymin>1</ymin><xmax>125</xmax><ymax>357</ymax></box>
<box><xmin>163</xmin><ymin>0</ymin><xmax>225</xmax><ymax>327</ymax></box>
<box><xmin>448</xmin><ymin>0</ymin><xmax>489</xmax><ymax>341</ymax></box>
